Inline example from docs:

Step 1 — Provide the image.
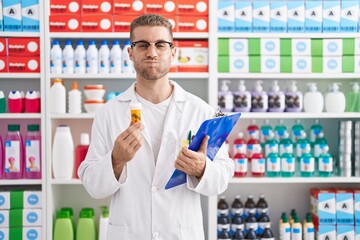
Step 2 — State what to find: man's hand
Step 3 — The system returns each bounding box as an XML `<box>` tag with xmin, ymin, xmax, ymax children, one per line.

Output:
<box><xmin>174</xmin><ymin>135</ymin><xmax>209</xmax><ymax>179</ymax></box>
<box><xmin>112</xmin><ymin>122</ymin><xmax>144</xmax><ymax>179</ymax></box>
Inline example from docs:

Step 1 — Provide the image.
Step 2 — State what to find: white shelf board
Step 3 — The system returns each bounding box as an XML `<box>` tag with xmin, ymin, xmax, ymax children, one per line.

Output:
<box><xmin>229</xmin><ymin>177</ymin><xmax>360</xmax><ymax>184</ymax></box>
<box><xmin>218</xmin><ymin>73</ymin><xmax>360</xmax><ymax>80</ymax></box>
<box><xmin>218</xmin><ymin>32</ymin><xmax>360</xmax><ymax>38</ymax></box>
<box><xmin>49</xmin><ymin>32</ymin><xmax>208</xmax><ymax>39</ymax></box>
<box><xmin>237</xmin><ymin>112</ymin><xmax>360</xmax><ymax>119</ymax></box>
<box><xmin>0</xmin><ymin>179</ymin><xmax>42</xmax><ymax>185</ymax></box>
<box><xmin>51</xmin><ymin>113</ymin><xmax>94</xmax><ymax>119</ymax></box>
<box><xmin>51</xmin><ymin>179</ymin><xmax>82</xmax><ymax>185</ymax></box>
<box><xmin>0</xmin><ymin>113</ymin><xmax>41</xmax><ymax>119</ymax></box>
<box><xmin>0</xmin><ymin>32</ymin><xmax>40</xmax><ymax>37</ymax></box>
<box><xmin>50</xmin><ymin>72</ymin><xmax>209</xmax><ymax>79</ymax></box>
<box><xmin>0</xmin><ymin>73</ymin><xmax>41</xmax><ymax>79</ymax></box>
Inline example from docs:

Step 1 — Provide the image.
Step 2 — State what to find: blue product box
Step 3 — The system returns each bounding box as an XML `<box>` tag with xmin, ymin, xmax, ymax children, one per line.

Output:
<box><xmin>354</xmin><ymin>190</ymin><xmax>360</xmax><ymax>225</ymax></box>
<box><xmin>287</xmin><ymin>0</ymin><xmax>305</xmax><ymax>32</ymax></box>
<box><xmin>3</xmin><ymin>0</ymin><xmax>22</xmax><ymax>31</ymax></box>
<box><xmin>22</xmin><ymin>0</ymin><xmax>39</xmax><ymax>32</ymax></box>
<box><xmin>336</xmin><ymin>190</ymin><xmax>354</xmax><ymax>225</ymax></box>
<box><xmin>323</xmin><ymin>0</ymin><xmax>340</xmax><ymax>32</ymax></box>
<box><xmin>305</xmin><ymin>0</ymin><xmax>323</xmax><ymax>32</ymax></box>
<box><xmin>270</xmin><ymin>1</ymin><xmax>287</xmax><ymax>32</ymax></box>
<box><xmin>337</xmin><ymin>225</ymin><xmax>355</xmax><ymax>240</ymax></box>
<box><xmin>252</xmin><ymin>1</ymin><xmax>270</xmax><ymax>32</ymax></box>
<box><xmin>235</xmin><ymin>1</ymin><xmax>252</xmax><ymax>32</ymax></box>
<box><xmin>218</xmin><ymin>0</ymin><xmax>235</xmax><ymax>32</ymax></box>
<box><xmin>340</xmin><ymin>0</ymin><xmax>359</xmax><ymax>32</ymax></box>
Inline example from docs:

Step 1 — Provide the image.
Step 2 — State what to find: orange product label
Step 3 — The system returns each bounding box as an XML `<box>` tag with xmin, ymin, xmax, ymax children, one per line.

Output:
<box><xmin>144</xmin><ymin>0</ymin><xmax>176</xmax><ymax>15</ymax></box>
<box><xmin>131</xmin><ymin>109</ymin><xmax>141</xmax><ymax>125</ymax></box>
<box><xmin>8</xmin><ymin>56</ymin><xmax>40</xmax><ymax>73</ymax></box>
<box><xmin>82</xmin><ymin>0</ymin><xmax>113</xmax><ymax>15</ymax></box>
<box><xmin>50</xmin><ymin>0</ymin><xmax>81</xmax><ymax>15</ymax></box>
<box><xmin>7</xmin><ymin>38</ymin><xmax>40</xmax><ymax>56</ymax></box>
<box><xmin>49</xmin><ymin>15</ymin><xmax>81</xmax><ymax>32</ymax></box>
<box><xmin>177</xmin><ymin>16</ymin><xmax>208</xmax><ymax>32</ymax></box>
<box><xmin>81</xmin><ymin>15</ymin><xmax>113</xmax><ymax>32</ymax></box>
<box><xmin>113</xmin><ymin>15</ymin><xmax>137</xmax><ymax>33</ymax></box>
<box><xmin>113</xmin><ymin>0</ymin><xmax>145</xmax><ymax>14</ymax></box>
<box><xmin>177</xmin><ymin>0</ymin><xmax>208</xmax><ymax>16</ymax></box>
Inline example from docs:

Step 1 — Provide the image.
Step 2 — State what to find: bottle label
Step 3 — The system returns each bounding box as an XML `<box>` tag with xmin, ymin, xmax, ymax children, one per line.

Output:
<box><xmin>319</xmin><ymin>156</ymin><xmax>333</xmax><ymax>172</ymax></box>
<box><xmin>292</xmin><ymin>227</ymin><xmax>302</xmax><ymax>240</ymax></box>
<box><xmin>304</xmin><ymin>227</ymin><xmax>315</xmax><ymax>240</ymax></box>
<box><xmin>265</xmin><ymin>143</ymin><xmax>278</xmax><ymax>156</ymax></box>
<box><xmin>231</xmin><ymin>223</ymin><xmax>244</xmax><ymax>232</ymax></box>
<box><xmin>245</xmin><ymin>222</ymin><xmax>258</xmax><ymax>231</ymax></box>
<box><xmin>234</xmin><ymin>157</ymin><xmax>247</xmax><ymax>174</ymax></box>
<box><xmin>234</xmin><ymin>143</ymin><xmax>247</xmax><ymax>155</ymax></box>
<box><xmin>296</xmin><ymin>143</ymin><xmax>310</xmax><ymax>157</ymax></box>
<box><xmin>234</xmin><ymin>93</ymin><xmax>250</xmax><ymax>109</ymax></box>
<box><xmin>314</xmin><ymin>143</ymin><xmax>328</xmax><ymax>157</ymax></box>
<box><xmin>300</xmin><ymin>156</ymin><xmax>315</xmax><ymax>172</ymax></box>
<box><xmin>260</xmin><ymin>128</ymin><xmax>273</xmax><ymax>143</ymax></box>
<box><xmin>280</xmin><ymin>143</ymin><xmax>293</xmax><ymax>155</ymax></box>
<box><xmin>5</xmin><ymin>141</ymin><xmax>21</xmax><ymax>173</ymax></box>
<box><xmin>281</xmin><ymin>157</ymin><xmax>295</xmax><ymax>172</ymax></box>
<box><xmin>26</xmin><ymin>140</ymin><xmax>40</xmax><ymax>172</ymax></box>
<box><xmin>217</xmin><ymin>209</ymin><xmax>229</xmax><ymax>217</ymax></box>
<box><xmin>310</xmin><ymin>127</ymin><xmax>323</xmax><ymax>142</ymax></box>
<box><xmin>267</xmin><ymin>156</ymin><xmax>280</xmax><ymax>172</ymax></box>
<box><xmin>217</xmin><ymin>223</ymin><xmax>230</xmax><ymax>231</ymax></box>
<box><xmin>231</xmin><ymin>208</ymin><xmax>244</xmax><ymax>216</ymax></box>
<box><xmin>251</xmin><ymin>158</ymin><xmax>265</xmax><ymax>173</ymax></box>
<box><xmin>247</xmin><ymin>144</ymin><xmax>262</xmax><ymax>157</ymax></box>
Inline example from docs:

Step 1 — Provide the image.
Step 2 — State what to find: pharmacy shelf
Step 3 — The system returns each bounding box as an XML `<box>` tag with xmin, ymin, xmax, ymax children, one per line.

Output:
<box><xmin>0</xmin><ymin>179</ymin><xmax>42</xmax><ymax>185</ymax></box>
<box><xmin>49</xmin><ymin>32</ymin><xmax>209</xmax><ymax>39</ymax></box>
<box><xmin>0</xmin><ymin>73</ymin><xmax>41</xmax><ymax>79</ymax></box>
<box><xmin>218</xmin><ymin>73</ymin><xmax>360</xmax><ymax>80</ymax></box>
<box><xmin>51</xmin><ymin>113</ymin><xmax>94</xmax><ymax>119</ymax></box>
<box><xmin>218</xmin><ymin>32</ymin><xmax>360</xmax><ymax>39</ymax></box>
<box><xmin>51</xmin><ymin>179</ymin><xmax>82</xmax><ymax>185</ymax></box>
<box><xmin>50</xmin><ymin>72</ymin><xmax>209</xmax><ymax>79</ymax></box>
<box><xmin>237</xmin><ymin>112</ymin><xmax>360</xmax><ymax>119</ymax></box>
<box><xmin>0</xmin><ymin>32</ymin><xmax>40</xmax><ymax>37</ymax></box>
<box><xmin>229</xmin><ymin>177</ymin><xmax>360</xmax><ymax>184</ymax></box>
<box><xmin>0</xmin><ymin>113</ymin><xmax>41</xmax><ymax>119</ymax></box>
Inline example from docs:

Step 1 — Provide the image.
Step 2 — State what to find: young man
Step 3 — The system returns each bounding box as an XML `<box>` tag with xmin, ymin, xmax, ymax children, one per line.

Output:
<box><xmin>78</xmin><ymin>14</ymin><xmax>234</xmax><ymax>240</ymax></box>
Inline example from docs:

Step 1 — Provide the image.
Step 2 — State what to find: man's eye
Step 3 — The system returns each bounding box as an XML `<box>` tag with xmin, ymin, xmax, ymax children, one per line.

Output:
<box><xmin>138</xmin><ymin>43</ymin><xmax>149</xmax><ymax>48</ymax></box>
<box><xmin>156</xmin><ymin>43</ymin><xmax>167</xmax><ymax>48</ymax></box>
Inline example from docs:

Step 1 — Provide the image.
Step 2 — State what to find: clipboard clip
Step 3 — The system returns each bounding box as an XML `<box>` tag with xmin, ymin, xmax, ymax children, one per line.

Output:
<box><xmin>213</xmin><ymin>107</ymin><xmax>227</xmax><ymax>118</ymax></box>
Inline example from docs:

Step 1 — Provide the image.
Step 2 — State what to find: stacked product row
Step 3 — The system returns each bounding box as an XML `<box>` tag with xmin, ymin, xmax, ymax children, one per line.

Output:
<box><xmin>0</xmin><ymin>124</ymin><xmax>41</xmax><ymax>179</ymax></box>
<box><xmin>49</xmin><ymin>0</ymin><xmax>208</xmax><ymax>33</ymax></box>
<box><xmin>0</xmin><ymin>90</ymin><xmax>40</xmax><ymax>113</ymax></box>
<box><xmin>218</xmin><ymin>0</ymin><xmax>360</xmax><ymax>33</ymax></box>
<box><xmin>218</xmin><ymin>38</ymin><xmax>360</xmax><ymax>73</ymax></box>
<box><xmin>218</xmin><ymin>80</ymin><xmax>359</xmax><ymax>113</ymax></box>
<box><xmin>0</xmin><ymin>190</ymin><xmax>42</xmax><ymax>239</ymax></box>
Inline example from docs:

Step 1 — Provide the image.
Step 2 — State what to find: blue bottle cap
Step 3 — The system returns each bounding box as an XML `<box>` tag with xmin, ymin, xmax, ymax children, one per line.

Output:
<box><xmin>112</xmin><ymin>40</ymin><xmax>120</xmax><ymax>45</ymax></box>
<box><xmin>101</xmin><ymin>40</ymin><xmax>108</xmax><ymax>45</ymax></box>
<box><xmin>88</xmin><ymin>40</ymin><xmax>96</xmax><ymax>45</ymax></box>
<box><xmin>77</xmin><ymin>40</ymin><xmax>84</xmax><ymax>45</ymax></box>
<box><xmin>124</xmin><ymin>39</ymin><xmax>131</xmax><ymax>45</ymax></box>
<box><xmin>65</xmin><ymin>40</ymin><xmax>72</xmax><ymax>45</ymax></box>
<box><xmin>52</xmin><ymin>40</ymin><xmax>60</xmax><ymax>45</ymax></box>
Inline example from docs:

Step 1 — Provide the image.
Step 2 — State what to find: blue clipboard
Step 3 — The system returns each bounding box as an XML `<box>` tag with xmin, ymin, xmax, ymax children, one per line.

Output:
<box><xmin>165</xmin><ymin>112</ymin><xmax>241</xmax><ymax>190</ymax></box>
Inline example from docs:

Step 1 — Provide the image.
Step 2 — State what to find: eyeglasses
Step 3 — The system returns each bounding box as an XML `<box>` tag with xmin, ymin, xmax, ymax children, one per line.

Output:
<box><xmin>131</xmin><ymin>41</ymin><xmax>174</xmax><ymax>55</ymax></box>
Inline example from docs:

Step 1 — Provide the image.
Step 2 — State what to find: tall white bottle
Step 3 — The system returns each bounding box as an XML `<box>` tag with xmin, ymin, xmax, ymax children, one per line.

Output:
<box><xmin>74</xmin><ymin>40</ymin><xmax>86</xmax><ymax>74</ymax></box>
<box><xmin>110</xmin><ymin>40</ymin><xmax>122</xmax><ymax>74</ymax></box>
<box><xmin>303</xmin><ymin>83</ymin><xmax>324</xmax><ymax>113</ymax></box>
<box><xmin>62</xmin><ymin>40</ymin><xmax>74</xmax><ymax>74</ymax></box>
<box><xmin>68</xmin><ymin>81</ymin><xmax>82</xmax><ymax>114</ymax></box>
<box><xmin>50</xmin><ymin>40</ymin><xmax>63</xmax><ymax>74</ymax></box>
<box><xmin>98</xmin><ymin>40</ymin><xmax>110</xmax><ymax>74</ymax></box>
<box><xmin>325</xmin><ymin>83</ymin><xmax>346</xmax><ymax>113</ymax></box>
<box><xmin>122</xmin><ymin>40</ymin><xmax>133</xmax><ymax>73</ymax></box>
<box><xmin>52</xmin><ymin>125</ymin><xmax>74</xmax><ymax>180</ymax></box>
<box><xmin>98</xmin><ymin>206</ymin><xmax>109</xmax><ymax>240</ymax></box>
<box><xmin>50</xmin><ymin>79</ymin><xmax>66</xmax><ymax>114</ymax></box>
<box><xmin>86</xmin><ymin>40</ymin><xmax>99</xmax><ymax>74</ymax></box>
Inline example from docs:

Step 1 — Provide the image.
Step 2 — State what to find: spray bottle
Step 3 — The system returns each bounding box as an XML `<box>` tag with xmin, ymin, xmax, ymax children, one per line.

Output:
<box><xmin>233</xmin><ymin>80</ymin><xmax>251</xmax><ymax>112</ymax></box>
<box><xmin>218</xmin><ymin>80</ymin><xmax>234</xmax><ymax>112</ymax></box>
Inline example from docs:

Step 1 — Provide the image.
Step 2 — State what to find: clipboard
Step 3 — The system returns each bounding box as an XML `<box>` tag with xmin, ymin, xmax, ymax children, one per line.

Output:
<box><xmin>165</xmin><ymin>112</ymin><xmax>241</xmax><ymax>190</ymax></box>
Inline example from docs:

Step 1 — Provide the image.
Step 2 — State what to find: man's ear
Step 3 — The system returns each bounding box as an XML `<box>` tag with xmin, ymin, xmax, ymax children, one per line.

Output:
<box><xmin>170</xmin><ymin>47</ymin><xmax>177</xmax><ymax>62</ymax></box>
<box><xmin>127</xmin><ymin>47</ymin><xmax>134</xmax><ymax>61</ymax></box>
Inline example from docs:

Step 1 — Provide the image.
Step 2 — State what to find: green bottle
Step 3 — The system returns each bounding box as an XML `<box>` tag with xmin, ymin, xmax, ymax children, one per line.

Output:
<box><xmin>279</xmin><ymin>133</ymin><xmax>293</xmax><ymax>156</ymax></box>
<box><xmin>318</xmin><ymin>152</ymin><xmax>333</xmax><ymax>177</ymax></box>
<box><xmin>291</xmin><ymin>120</ymin><xmax>305</xmax><ymax>143</ymax></box>
<box><xmin>310</xmin><ymin>121</ymin><xmax>324</xmax><ymax>147</ymax></box>
<box><xmin>260</xmin><ymin>120</ymin><xmax>273</xmax><ymax>147</ymax></box>
<box><xmin>346</xmin><ymin>82</ymin><xmax>360</xmax><ymax>112</ymax></box>
<box><xmin>76</xmin><ymin>208</ymin><xmax>96</xmax><ymax>240</ymax></box>
<box><xmin>0</xmin><ymin>91</ymin><xmax>5</xmax><ymax>113</ymax></box>
<box><xmin>61</xmin><ymin>207</ymin><xmax>75</xmax><ymax>239</ymax></box>
<box><xmin>313</xmin><ymin>138</ymin><xmax>328</xmax><ymax>158</ymax></box>
<box><xmin>264</xmin><ymin>138</ymin><xmax>278</xmax><ymax>157</ymax></box>
<box><xmin>266</xmin><ymin>152</ymin><xmax>281</xmax><ymax>177</ymax></box>
<box><xmin>300</xmin><ymin>152</ymin><xmax>315</xmax><ymax>177</ymax></box>
<box><xmin>54</xmin><ymin>210</ymin><xmax>74</xmax><ymax>240</ymax></box>
<box><xmin>274</xmin><ymin>120</ymin><xmax>288</xmax><ymax>142</ymax></box>
<box><xmin>281</xmin><ymin>152</ymin><xmax>295</xmax><ymax>177</ymax></box>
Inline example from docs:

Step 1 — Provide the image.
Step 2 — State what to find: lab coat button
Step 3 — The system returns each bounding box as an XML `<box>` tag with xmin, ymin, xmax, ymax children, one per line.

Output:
<box><xmin>151</xmin><ymin>186</ymin><xmax>157</xmax><ymax>192</ymax></box>
<box><xmin>152</xmin><ymin>232</ymin><xmax>159</xmax><ymax>238</ymax></box>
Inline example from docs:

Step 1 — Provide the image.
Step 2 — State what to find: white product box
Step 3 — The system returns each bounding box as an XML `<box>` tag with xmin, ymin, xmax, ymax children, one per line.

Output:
<box><xmin>337</xmin><ymin>225</ymin><xmax>355</xmax><ymax>240</ymax></box>
<box><xmin>323</xmin><ymin>39</ymin><xmax>342</xmax><ymax>56</ymax></box>
<box><xmin>323</xmin><ymin>0</ymin><xmax>340</xmax><ymax>32</ymax></box>
<box><xmin>292</xmin><ymin>39</ymin><xmax>311</xmax><ymax>56</ymax></box>
<box><xmin>0</xmin><ymin>191</ymin><xmax>42</xmax><ymax>210</ymax></box>
<box><xmin>270</xmin><ymin>1</ymin><xmax>287</xmax><ymax>32</ymax></box>
<box><xmin>317</xmin><ymin>225</ymin><xmax>336</xmax><ymax>240</ymax></box>
<box><xmin>235</xmin><ymin>1</ymin><xmax>252</xmax><ymax>32</ymax></box>
<box><xmin>261</xmin><ymin>56</ymin><xmax>280</xmax><ymax>73</ymax></box>
<box><xmin>229</xmin><ymin>56</ymin><xmax>249</xmax><ymax>73</ymax></box>
<box><xmin>3</xmin><ymin>0</ymin><xmax>22</xmax><ymax>32</ymax></box>
<box><xmin>340</xmin><ymin>0</ymin><xmax>359</xmax><ymax>32</ymax></box>
<box><xmin>0</xmin><ymin>210</ymin><xmax>9</xmax><ymax>227</ymax></box>
<box><xmin>305</xmin><ymin>0</ymin><xmax>323</xmax><ymax>32</ymax></box>
<box><xmin>323</xmin><ymin>56</ymin><xmax>342</xmax><ymax>73</ymax></box>
<box><xmin>252</xmin><ymin>1</ymin><xmax>270</xmax><ymax>32</ymax></box>
<box><xmin>21</xmin><ymin>0</ymin><xmax>39</xmax><ymax>32</ymax></box>
<box><xmin>218</xmin><ymin>0</ymin><xmax>235</xmax><ymax>32</ymax></box>
<box><xmin>292</xmin><ymin>56</ymin><xmax>311</xmax><ymax>73</ymax></box>
<box><xmin>0</xmin><ymin>227</ymin><xmax>42</xmax><ymax>240</ymax></box>
<box><xmin>229</xmin><ymin>39</ymin><xmax>248</xmax><ymax>56</ymax></box>
<box><xmin>0</xmin><ymin>209</ymin><xmax>42</xmax><ymax>227</ymax></box>
<box><xmin>287</xmin><ymin>1</ymin><xmax>305</xmax><ymax>32</ymax></box>
<box><xmin>0</xmin><ymin>192</ymin><xmax>10</xmax><ymax>210</ymax></box>
<box><xmin>355</xmin><ymin>56</ymin><xmax>360</xmax><ymax>72</ymax></box>
<box><xmin>261</xmin><ymin>38</ymin><xmax>280</xmax><ymax>55</ymax></box>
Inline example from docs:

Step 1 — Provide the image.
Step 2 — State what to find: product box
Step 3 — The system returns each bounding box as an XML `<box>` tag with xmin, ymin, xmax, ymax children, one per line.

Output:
<box><xmin>353</xmin><ymin>189</ymin><xmax>360</xmax><ymax>225</ymax></box>
<box><xmin>218</xmin><ymin>55</ymin><xmax>249</xmax><ymax>73</ymax></box>
<box><xmin>343</xmin><ymin>56</ymin><xmax>355</xmax><ymax>73</ymax></box>
<box><xmin>310</xmin><ymin>188</ymin><xmax>336</xmax><ymax>225</ymax></box>
<box><xmin>81</xmin><ymin>15</ymin><xmax>113</xmax><ymax>32</ymax></box>
<box><xmin>292</xmin><ymin>56</ymin><xmax>311</xmax><ymax>73</ymax></box>
<box><xmin>218</xmin><ymin>0</ymin><xmax>235</xmax><ymax>32</ymax></box>
<box><xmin>249</xmin><ymin>55</ymin><xmax>261</xmax><ymax>72</ymax></box>
<box><xmin>145</xmin><ymin>0</ymin><xmax>176</xmax><ymax>15</ymax></box>
<box><xmin>270</xmin><ymin>1</ymin><xmax>287</xmax><ymax>32</ymax></box>
<box><xmin>292</xmin><ymin>38</ymin><xmax>311</xmax><ymax>56</ymax></box>
<box><xmin>261</xmin><ymin>56</ymin><xmax>280</xmax><ymax>73</ymax></box>
<box><xmin>305</xmin><ymin>0</ymin><xmax>323</xmax><ymax>32</ymax></box>
<box><xmin>287</xmin><ymin>0</ymin><xmax>305</xmax><ymax>32</ymax></box>
<box><xmin>176</xmin><ymin>40</ymin><xmax>208</xmax><ymax>72</ymax></box>
<box><xmin>343</xmin><ymin>38</ymin><xmax>355</xmax><ymax>56</ymax></box>
<box><xmin>0</xmin><ymin>57</ymin><xmax>8</xmax><ymax>72</ymax></box>
<box><xmin>49</xmin><ymin>15</ymin><xmax>81</xmax><ymax>32</ymax></box>
<box><xmin>3</xmin><ymin>0</ymin><xmax>22</xmax><ymax>32</ymax></box>
<box><xmin>311</xmin><ymin>39</ymin><xmax>323</xmax><ymax>56</ymax></box>
<box><xmin>8</xmin><ymin>56</ymin><xmax>40</xmax><ymax>73</ymax></box>
<box><xmin>0</xmin><ymin>227</ymin><xmax>42</xmax><ymax>240</ymax></box>
<box><xmin>177</xmin><ymin>16</ymin><xmax>208</xmax><ymax>32</ymax></box>
<box><xmin>323</xmin><ymin>39</ymin><xmax>342</xmax><ymax>56</ymax></box>
<box><xmin>21</xmin><ymin>0</ymin><xmax>39</xmax><ymax>32</ymax></box>
<box><xmin>218</xmin><ymin>38</ymin><xmax>248</xmax><ymax>56</ymax></box>
<box><xmin>337</xmin><ymin>225</ymin><xmax>355</xmax><ymax>240</ymax></box>
<box><xmin>0</xmin><ymin>209</ymin><xmax>42</xmax><ymax>227</ymax></box>
<box><xmin>248</xmin><ymin>38</ymin><xmax>261</xmax><ymax>56</ymax></box>
<box><xmin>356</xmin><ymin>226</ymin><xmax>360</xmax><ymax>240</ymax></box>
<box><xmin>163</xmin><ymin>15</ymin><xmax>177</xmax><ymax>32</ymax></box>
<box><xmin>340</xmin><ymin>0</ymin><xmax>359</xmax><ymax>32</ymax></box>
<box><xmin>280</xmin><ymin>55</ymin><xmax>291</xmax><ymax>73</ymax></box>
<box><xmin>323</xmin><ymin>0</ymin><xmax>340</xmax><ymax>32</ymax></box>
<box><xmin>336</xmin><ymin>189</ymin><xmax>354</xmax><ymax>224</ymax></box>
<box><xmin>177</xmin><ymin>0</ymin><xmax>208</xmax><ymax>16</ymax></box>
<box><xmin>113</xmin><ymin>0</ymin><xmax>145</xmax><ymax>15</ymax></box>
<box><xmin>280</xmin><ymin>38</ymin><xmax>291</xmax><ymax>56</ymax></box>
<box><xmin>261</xmin><ymin>38</ymin><xmax>280</xmax><ymax>56</ymax></box>
<box><xmin>316</xmin><ymin>225</ymin><xmax>336</xmax><ymax>240</ymax></box>
<box><xmin>0</xmin><ymin>191</ymin><xmax>42</xmax><ymax>210</ymax></box>
<box><xmin>0</xmin><ymin>0</ymin><xmax>3</xmax><ymax>31</ymax></box>
<box><xmin>7</xmin><ymin>38</ymin><xmax>40</xmax><ymax>56</ymax></box>
<box><xmin>0</xmin><ymin>38</ymin><xmax>7</xmax><ymax>56</ymax></box>
<box><xmin>50</xmin><ymin>0</ymin><xmax>81</xmax><ymax>15</ymax></box>
<box><xmin>113</xmin><ymin>15</ymin><xmax>136</xmax><ymax>32</ymax></box>
<box><xmin>252</xmin><ymin>1</ymin><xmax>270</xmax><ymax>32</ymax></box>
<box><xmin>323</xmin><ymin>56</ymin><xmax>342</xmax><ymax>73</ymax></box>
<box><xmin>81</xmin><ymin>0</ymin><xmax>112</xmax><ymax>15</ymax></box>
<box><xmin>235</xmin><ymin>1</ymin><xmax>252</xmax><ymax>32</ymax></box>
<box><xmin>355</xmin><ymin>38</ymin><xmax>360</xmax><ymax>55</ymax></box>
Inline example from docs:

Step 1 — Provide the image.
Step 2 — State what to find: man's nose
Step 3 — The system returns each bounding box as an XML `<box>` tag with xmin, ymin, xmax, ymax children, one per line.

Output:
<box><xmin>146</xmin><ymin>44</ymin><xmax>158</xmax><ymax>56</ymax></box>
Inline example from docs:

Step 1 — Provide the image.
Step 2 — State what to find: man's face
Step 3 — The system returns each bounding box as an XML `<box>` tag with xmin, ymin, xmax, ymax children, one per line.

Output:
<box><xmin>128</xmin><ymin>26</ymin><xmax>175</xmax><ymax>81</ymax></box>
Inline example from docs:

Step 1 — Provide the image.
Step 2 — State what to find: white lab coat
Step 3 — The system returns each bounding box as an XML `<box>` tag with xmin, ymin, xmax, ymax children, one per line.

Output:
<box><xmin>78</xmin><ymin>81</ymin><xmax>234</xmax><ymax>240</ymax></box>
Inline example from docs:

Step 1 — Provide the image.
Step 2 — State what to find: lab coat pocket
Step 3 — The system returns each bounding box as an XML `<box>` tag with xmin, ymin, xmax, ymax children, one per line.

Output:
<box><xmin>180</xmin><ymin>224</ymin><xmax>204</xmax><ymax>240</ymax></box>
<box><xmin>107</xmin><ymin>224</ymin><xmax>132</xmax><ymax>240</ymax></box>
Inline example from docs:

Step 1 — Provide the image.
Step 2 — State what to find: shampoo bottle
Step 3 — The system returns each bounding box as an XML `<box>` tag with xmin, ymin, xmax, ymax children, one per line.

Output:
<box><xmin>25</xmin><ymin>124</ymin><xmax>41</xmax><ymax>179</ymax></box>
<box><xmin>68</xmin><ymin>81</ymin><xmax>82</xmax><ymax>114</ymax></box>
<box><xmin>233</xmin><ymin>80</ymin><xmax>251</xmax><ymax>112</ymax></box>
<box><xmin>218</xmin><ymin>80</ymin><xmax>234</xmax><ymax>112</ymax></box>
<box><xmin>52</xmin><ymin>125</ymin><xmax>74</xmax><ymax>179</ymax></box>
<box><xmin>0</xmin><ymin>136</ymin><xmax>3</xmax><ymax>179</ymax></box>
<box><xmin>4</xmin><ymin>124</ymin><xmax>24</xmax><ymax>179</ymax></box>
<box><xmin>77</xmin><ymin>208</ymin><xmax>96</xmax><ymax>240</ymax></box>
<box><xmin>74</xmin><ymin>133</ymin><xmax>90</xmax><ymax>178</ymax></box>
<box><xmin>53</xmin><ymin>210</ymin><xmax>74</xmax><ymax>240</ymax></box>
<box><xmin>99</xmin><ymin>206</ymin><xmax>109</xmax><ymax>240</ymax></box>
<box><xmin>325</xmin><ymin>83</ymin><xmax>346</xmax><ymax>113</ymax></box>
<box><xmin>268</xmin><ymin>80</ymin><xmax>285</xmax><ymax>112</ymax></box>
<box><xmin>304</xmin><ymin>83</ymin><xmax>324</xmax><ymax>113</ymax></box>
<box><xmin>50</xmin><ymin>79</ymin><xmax>66</xmax><ymax>114</ymax></box>
<box><xmin>251</xmin><ymin>80</ymin><xmax>268</xmax><ymax>112</ymax></box>
<box><xmin>303</xmin><ymin>213</ymin><xmax>315</xmax><ymax>240</ymax></box>
<box><xmin>285</xmin><ymin>81</ymin><xmax>303</xmax><ymax>112</ymax></box>
<box><xmin>291</xmin><ymin>120</ymin><xmax>305</xmax><ymax>143</ymax></box>
<box><xmin>346</xmin><ymin>82</ymin><xmax>360</xmax><ymax>112</ymax></box>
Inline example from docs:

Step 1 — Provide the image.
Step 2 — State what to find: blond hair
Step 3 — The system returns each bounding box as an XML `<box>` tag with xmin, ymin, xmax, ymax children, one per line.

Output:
<box><xmin>130</xmin><ymin>14</ymin><xmax>173</xmax><ymax>41</ymax></box>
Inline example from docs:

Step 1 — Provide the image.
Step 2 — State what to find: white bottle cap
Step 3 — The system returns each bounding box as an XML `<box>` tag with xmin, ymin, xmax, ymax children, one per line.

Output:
<box><xmin>238</xmin><ymin>80</ymin><xmax>246</xmax><ymax>92</ymax></box>
<box><xmin>307</xmin><ymin>83</ymin><xmax>317</xmax><ymax>92</ymax></box>
<box><xmin>221</xmin><ymin>80</ymin><xmax>229</xmax><ymax>91</ymax></box>
<box><xmin>288</xmin><ymin>81</ymin><xmax>298</xmax><ymax>92</ymax></box>
<box><xmin>271</xmin><ymin>80</ymin><xmax>280</xmax><ymax>92</ymax></box>
<box><xmin>254</xmin><ymin>80</ymin><xmax>263</xmax><ymax>92</ymax></box>
<box><xmin>129</xmin><ymin>102</ymin><xmax>142</xmax><ymax>110</ymax></box>
<box><xmin>330</xmin><ymin>83</ymin><xmax>341</xmax><ymax>92</ymax></box>
<box><xmin>80</xmin><ymin>133</ymin><xmax>90</xmax><ymax>145</ymax></box>
<box><xmin>0</xmin><ymin>91</ymin><xmax>4</xmax><ymax>98</ymax></box>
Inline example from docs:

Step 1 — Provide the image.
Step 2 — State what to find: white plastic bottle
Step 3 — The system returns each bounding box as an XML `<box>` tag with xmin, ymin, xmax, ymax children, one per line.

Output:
<box><xmin>50</xmin><ymin>79</ymin><xmax>66</xmax><ymax>114</ymax></box>
<box><xmin>122</xmin><ymin>39</ymin><xmax>133</xmax><ymax>73</ymax></box>
<box><xmin>98</xmin><ymin>206</ymin><xmax>109</xmax><ymax>240</ymax></box>
<box><xmin>50</xmin><ymin>40</ymin><xmax>63</xmax><ymax>74</ymax></box>
<box><xmin>86</xmin><ymin>40</ymin><xmax>99</xmax><ymax>74</ymax></box>
<box><xmin>233</xmin><ymin>80</ymin><xmax>251</xmax><ymax>112</ymax></box>
<box><xmin>52</xmin><ymin>125</ymin><xmax>74</xmax><ymax>180</ymax></box>
<box><xmin>62</xmin><ymin>40</ymin><xmax>75</xmax><ymax>74</ymax></box>
<box><xmin>74</xmin><ymin>40</ymin><xmax>86</xmax><ymax>74</ymax></box>
<box><xmin>325</xmin><ymin>83</ymin><xmax>346</xmax><ymax>112</ymax></box>
<box><xmin>68</xmin><ymin>81</ymin><xmax>82</xmax><ymax>114</ymax></box>
<box><xmin>268</xmin><ymin>80</ymin><xmax>285</xmax><ymax>112</ymax></box>
<box><xmin>304</xmin><ymin>83</ymin><xmax>324</xmax><ymax>113</ymax></box>
<box><xmin>218</xmin><ymin>80</ymin><xmax>234</xmax><ymax>112</ymax></box>
<box><xmin>110</xmin><ymin>40</ymin><xmax>122</xmax><ymax>74</ymax></box>
<box><xmin>98</xmin><ymin>40</ymin><xmax>110</xmax><ymax>74</ymax></box>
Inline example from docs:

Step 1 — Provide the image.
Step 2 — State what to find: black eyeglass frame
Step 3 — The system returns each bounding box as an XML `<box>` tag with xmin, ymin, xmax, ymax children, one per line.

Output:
<box><xmin>130</xmin><ymin>41</ymin><xmax>174</xmax><ymax>50</ymax></box>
